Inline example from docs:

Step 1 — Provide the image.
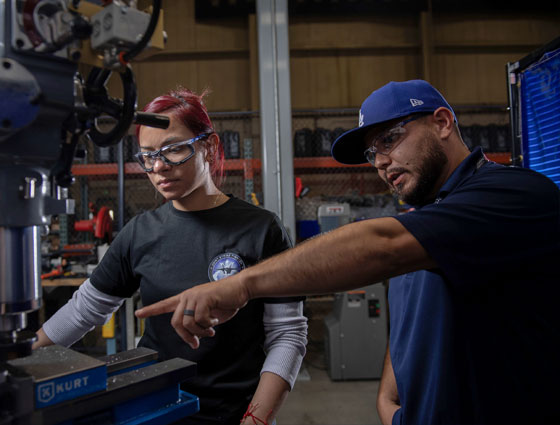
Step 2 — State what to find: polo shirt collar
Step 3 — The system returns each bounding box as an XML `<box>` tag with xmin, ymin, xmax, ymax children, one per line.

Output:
<box><xmin>435</xmin><ymin>147</ymin><xmax>487</xmax><ymax>203</ymax></box>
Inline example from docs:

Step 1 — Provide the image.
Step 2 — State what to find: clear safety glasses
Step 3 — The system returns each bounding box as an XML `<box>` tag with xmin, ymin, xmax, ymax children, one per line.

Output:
<box><xmin>363</xmin><ymin>114</ymin><xmax>428</xmax><ymax>166</ymax></box>
<box><xmin>134</xmin><ymin>134</ymin><xmax>208</xmax><ymax>172</ymax></box>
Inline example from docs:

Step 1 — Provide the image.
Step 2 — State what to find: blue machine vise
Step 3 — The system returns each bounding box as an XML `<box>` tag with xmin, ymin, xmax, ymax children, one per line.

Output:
<box><xmin>6</xmin><ymin>346</ymin><xmax>198</xmax><ymax>424</ymax></box>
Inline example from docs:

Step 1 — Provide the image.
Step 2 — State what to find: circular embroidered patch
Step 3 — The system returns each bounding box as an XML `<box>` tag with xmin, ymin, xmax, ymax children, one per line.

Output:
<box><xmin>208</xmin><ymin>252</ymin><xmax>245</xmax><ymax>281</ymax></box>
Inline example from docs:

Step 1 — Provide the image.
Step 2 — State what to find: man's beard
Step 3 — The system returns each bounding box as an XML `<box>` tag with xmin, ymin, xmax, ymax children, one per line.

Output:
<box><xmin>395</xmin><ymin>136</ymin><xmax>448</xmax><ymax>206</ymax></box>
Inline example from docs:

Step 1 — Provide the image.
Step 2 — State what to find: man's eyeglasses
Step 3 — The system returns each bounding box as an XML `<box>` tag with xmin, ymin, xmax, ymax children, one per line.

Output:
<box><xmin>134</xmin><ymin>134</ymin><xmax>208</xmax><ymax>172</ymax></box>
<box><xmin>363</xmin><ymin>114</ymin><xmax>427</xmax><ymax>166</ymax></box>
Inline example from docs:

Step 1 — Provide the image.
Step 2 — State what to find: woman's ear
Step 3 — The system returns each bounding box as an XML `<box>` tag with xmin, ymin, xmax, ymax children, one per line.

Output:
<box><xmin>205</xmin><ymin>133</ymin><xmax>219</xmax><ymax>164</ymax></box>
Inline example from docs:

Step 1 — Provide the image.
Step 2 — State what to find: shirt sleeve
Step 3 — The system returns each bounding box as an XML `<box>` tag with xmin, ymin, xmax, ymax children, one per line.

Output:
<box><xmin>42</xmin><ymin>279</ymin><xmax>124</xmax><ymax>347</ymax></box>
<box><xmin>261</xmin><ymin>301</ymin><xmax>308</xmax><ymax>389</ymax></box>
<box><xmin>90</xmin><ymin>217</ymin><xmax>140</xmax><ymax>297</ymax></box>
<box><xmin>262</xmin><ymin>213</ymin><xmax>293</xmax><ymax>256</ymax></box>
<box><xmin>395</xmin><ymin>167</ymin><xmax>560</xmax><ymax>290</ymax></box>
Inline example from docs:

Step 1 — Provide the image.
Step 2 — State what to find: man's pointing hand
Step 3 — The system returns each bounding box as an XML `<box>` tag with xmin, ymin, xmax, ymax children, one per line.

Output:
<box><xmin>135</xmin><ymin>279</ymin><xmax>248</xmax><ymax>349</ymax></box>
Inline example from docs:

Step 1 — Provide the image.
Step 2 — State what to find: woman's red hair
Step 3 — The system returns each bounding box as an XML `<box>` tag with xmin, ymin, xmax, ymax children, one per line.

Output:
<box><xmin>136</xmin><ymin>87</ymin><xmax>224</xmax><ymax>187</ymax></box>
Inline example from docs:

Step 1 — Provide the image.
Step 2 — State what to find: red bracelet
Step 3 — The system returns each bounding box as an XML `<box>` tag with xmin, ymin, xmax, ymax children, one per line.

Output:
<box><xmin>241</xmin><ymin>403</ymin><xmax>272</xmax><ymax>425</ymax></box>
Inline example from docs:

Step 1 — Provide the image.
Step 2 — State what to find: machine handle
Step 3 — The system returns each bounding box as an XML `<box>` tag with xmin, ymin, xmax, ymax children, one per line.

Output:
<box><xmin>85</xmin><ymin>66</ymin><xmax>137</xmax><ymax>147</ymax></box>
<box><xmin>134</xmin><ymin>112</ymin><xmax>170</xmax><ymax>129</ymax></box>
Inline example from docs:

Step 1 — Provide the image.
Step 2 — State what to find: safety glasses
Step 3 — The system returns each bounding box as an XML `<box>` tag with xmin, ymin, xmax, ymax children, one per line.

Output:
<box><xmin>363</xmin><ymin>114</ymin><xmax>428</xmax><ymax>166</ymax></box>
<box><xmin>134</xmin><ymin>134</ymin><xmax>208</xmax><ymax>172</ymax></box>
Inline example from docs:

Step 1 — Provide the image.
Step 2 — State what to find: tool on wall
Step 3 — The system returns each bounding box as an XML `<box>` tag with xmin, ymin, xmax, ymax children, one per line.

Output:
<box><xmin>295</xmin><ymin>177</ymin><xmax>310</xmax><ymax>199</ymax></box>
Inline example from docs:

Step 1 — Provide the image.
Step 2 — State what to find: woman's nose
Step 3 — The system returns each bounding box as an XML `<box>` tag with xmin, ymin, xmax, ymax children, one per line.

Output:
<box><xmin>152</xmin><ymin>156</ymin><xmax>170</xmax><ymax>172</ymax></box>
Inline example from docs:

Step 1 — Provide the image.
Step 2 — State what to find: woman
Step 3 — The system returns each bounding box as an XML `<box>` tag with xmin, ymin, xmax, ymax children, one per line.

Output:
<box><xmin>33</xmin><ymin>88</ymin><xmax>308</xmax><ymax>425</ymax></box>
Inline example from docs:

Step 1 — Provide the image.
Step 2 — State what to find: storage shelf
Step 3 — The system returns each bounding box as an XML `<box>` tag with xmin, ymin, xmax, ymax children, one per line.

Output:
<box><xmin>72</xmin><ymin>163</ymin><xmax>144</xmax><ymax>176</ymax></box>
<box><xmin>42</xmin><ymin>278</ymin><xmax>84</xmax><ymax>287</ymax></box>
<box><xmin>71</xmin><ymin>160</ymin><xmax>264</xmax><ymax>176</ymax></box>
<box><xmin>294</xmin><ymin>157</ymin><xmax>370</xmax><ymax>169</ymax></box>
<box><xmin>71</xmin><ymin>152</ymin><xmax>511</xmax><ymax>176</ymax></box>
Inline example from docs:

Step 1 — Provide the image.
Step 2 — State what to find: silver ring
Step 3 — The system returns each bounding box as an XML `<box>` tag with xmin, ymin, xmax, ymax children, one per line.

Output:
<box><xmin>183</xmin><ymin>309</ymin><xmax>195</xmax><ymax>316</ymax></box>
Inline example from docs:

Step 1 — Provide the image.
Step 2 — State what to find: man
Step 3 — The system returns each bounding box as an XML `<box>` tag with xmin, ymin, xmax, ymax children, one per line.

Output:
<box><xmin>137</xmin><ymin>80</ymin><xmax>560</xmax><ymax>424</ymax></box>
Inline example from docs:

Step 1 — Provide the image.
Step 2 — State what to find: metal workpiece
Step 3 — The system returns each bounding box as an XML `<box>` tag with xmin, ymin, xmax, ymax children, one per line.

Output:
<box><xmin>8</xmin><ymin>345</ymin><xmax>106</xmax><ymax>383</ymax></box>
<box><xmin>99</xmin><ymin>347</ymin><xmax>158</xmax><ymax>375</ymax></box>
<box><xmin>107</xmin><ymin>357</ymin><xmax>196</xmax><ymax>392</ymax></box>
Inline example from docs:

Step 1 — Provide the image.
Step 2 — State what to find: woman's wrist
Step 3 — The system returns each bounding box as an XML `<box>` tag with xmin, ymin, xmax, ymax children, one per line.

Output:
<box><xmin>240</xmin><ymin>403</ymin><xmax>273</xmax><ymax>425</ymax></box>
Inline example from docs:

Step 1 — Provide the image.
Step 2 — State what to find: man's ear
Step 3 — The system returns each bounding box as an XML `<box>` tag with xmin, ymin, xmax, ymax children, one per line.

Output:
<box><xmin>432</xmin><ymin>107</ymin><xmax>455</xmax><ymax>139</ymax></box>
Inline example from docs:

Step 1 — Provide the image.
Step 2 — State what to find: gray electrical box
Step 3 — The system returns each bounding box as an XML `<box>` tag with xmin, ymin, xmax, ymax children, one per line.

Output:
<box><xmin>324</xmin><ymin>283</ymin><xmax>388</xmax><ymax>380</ymax></box>
<box><xmin>317</xmin><ymin>203</ymin><xmax>351</xmax><ymax>233</ymax></box>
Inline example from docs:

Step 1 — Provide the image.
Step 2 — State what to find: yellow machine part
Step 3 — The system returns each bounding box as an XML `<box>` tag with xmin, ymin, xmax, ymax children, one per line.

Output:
<box><xmin>102</xmin><ymin>312</ymin><xmax>116</xmax><ymax>338</ymax></box>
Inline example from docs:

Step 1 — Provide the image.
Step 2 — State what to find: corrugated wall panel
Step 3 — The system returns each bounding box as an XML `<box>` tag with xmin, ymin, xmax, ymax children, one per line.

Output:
<box><xmin>127</xmin><ymin>4</ymin><xmax>560</xmax><ymax>112</ymax></box>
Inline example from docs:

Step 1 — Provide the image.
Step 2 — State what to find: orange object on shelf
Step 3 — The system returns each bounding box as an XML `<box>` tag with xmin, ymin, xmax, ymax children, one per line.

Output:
<box><xmin>41</xmin><ymin>266</ymin><xmax>63</xmax><ymax>280</ymax></box>
<box><xmin>61</xmin><ymin>243</ymin><xmax>95</xmax><ymax>258</ymax></box>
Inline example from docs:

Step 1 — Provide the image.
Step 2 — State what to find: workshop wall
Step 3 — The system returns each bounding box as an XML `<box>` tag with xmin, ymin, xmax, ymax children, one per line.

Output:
<box><xmin>98</xmin><ymin>1</ymin><xmax>560</xmax><ymax>236</ymax></box>
<box><xmin>131</xmin><ymin>1</ymin><xmax>253</xmax><ymax>111</ymax></box>
<box><xmin>125</xmin><ymin>2</ymin><xmax>559</xmax><ymax>111</ymax></box>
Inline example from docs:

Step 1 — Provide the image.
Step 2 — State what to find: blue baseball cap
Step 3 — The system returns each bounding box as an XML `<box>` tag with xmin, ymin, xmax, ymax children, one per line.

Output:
<box><xmin>331</xmin><ymin>79</ymin><xmax>456</xmax><ymax>164</ymax></box>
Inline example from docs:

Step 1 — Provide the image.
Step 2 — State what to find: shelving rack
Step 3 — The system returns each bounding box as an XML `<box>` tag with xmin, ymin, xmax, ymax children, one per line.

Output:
<box><xmin>72</xmin><ymin>152</ymin><xmax>512</xmax><ymax>176</ymax></box>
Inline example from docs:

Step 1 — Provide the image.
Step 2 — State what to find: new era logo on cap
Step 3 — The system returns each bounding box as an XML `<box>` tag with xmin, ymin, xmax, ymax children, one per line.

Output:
<box><xmin>358</xmin><ymin>110</ymin><xmax>364</xmax><ymax>127</ymax></box>
<box><xmin>410</xmin><ymin>98</ymin><xmax>424</xmax><ymax>107</ymax></box>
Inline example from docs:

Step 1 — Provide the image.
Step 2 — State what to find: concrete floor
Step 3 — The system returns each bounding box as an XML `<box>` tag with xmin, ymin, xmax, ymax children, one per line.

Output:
<box><xmin>277</xmin><ymin>365</ymin><xmax>381</xmax><ymax>425</ymax></box>
<box><xmin>277</xmin><ymin>296</ymin><xmax>383</xmax><ymax>425</ymax></box>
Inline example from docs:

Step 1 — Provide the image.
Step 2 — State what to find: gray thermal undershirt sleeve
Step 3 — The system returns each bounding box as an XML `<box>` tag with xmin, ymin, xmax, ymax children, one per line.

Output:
<box><xmin>43</xmin><ymin>280</ymin><xmax>307</xmax><ymax>389</ymax></box>
<box><xmin>42</xmin><ymin>279</ymin><xmax>125</xmax><ymax>347</ymax></box>
<box><xmin>261</xmin><ymin>301</ymin><xmax>308</xmax><ymax>389</ymax></box>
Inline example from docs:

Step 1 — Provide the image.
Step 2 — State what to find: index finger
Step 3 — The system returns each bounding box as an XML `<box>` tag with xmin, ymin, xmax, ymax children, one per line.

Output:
<box><xmin>135</xmin><ymin>294</ymin><xmax>180</xmax><ymax>318</ymax></box>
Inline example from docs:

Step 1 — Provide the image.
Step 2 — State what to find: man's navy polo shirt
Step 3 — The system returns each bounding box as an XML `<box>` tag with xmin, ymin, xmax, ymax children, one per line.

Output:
<box><xmin>390</xmin><ymin>147</ymin><xmax>560</xmax><ymax>425</ymax></box>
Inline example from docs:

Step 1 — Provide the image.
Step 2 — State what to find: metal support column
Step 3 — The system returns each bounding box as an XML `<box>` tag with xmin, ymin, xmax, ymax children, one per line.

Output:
<box><xmin>257</xmin><ymin>0</ymin><xmax>295</xmax><ymax>242</ymax></box>
<box><xmin>117</xmin><ymin>140</ymin><xmax>135</xmax><ymax>350</ymax></box>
